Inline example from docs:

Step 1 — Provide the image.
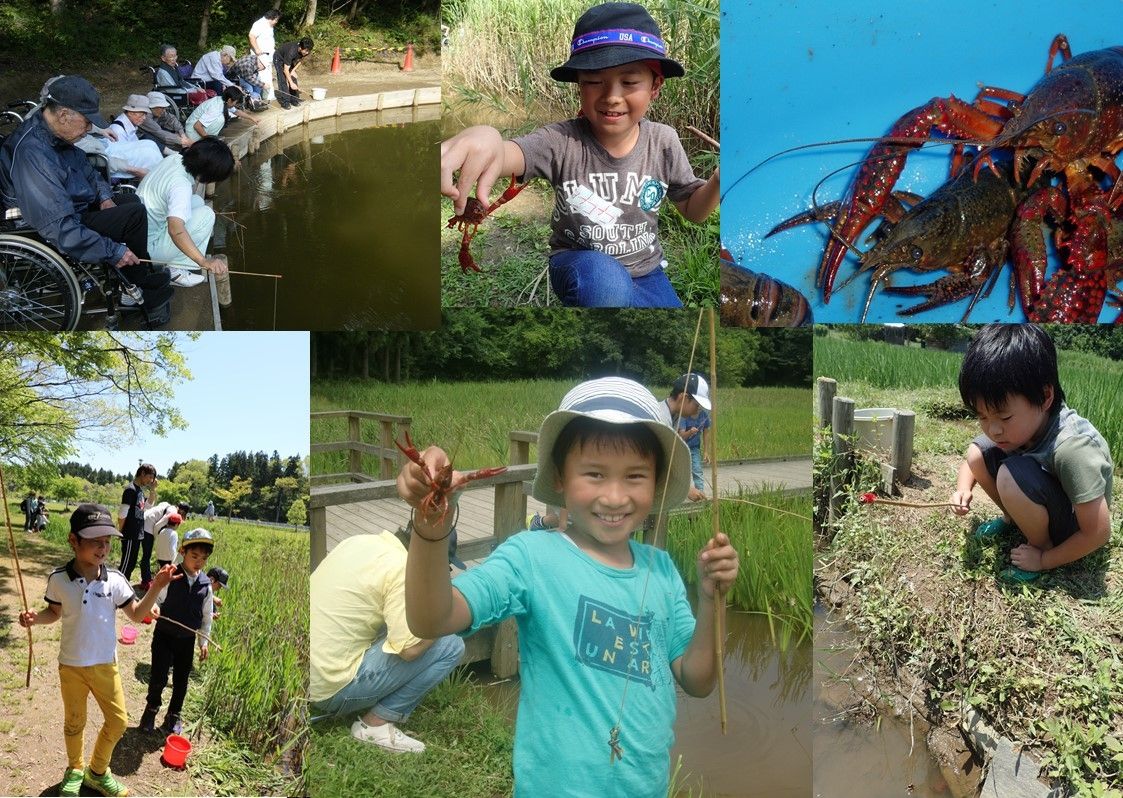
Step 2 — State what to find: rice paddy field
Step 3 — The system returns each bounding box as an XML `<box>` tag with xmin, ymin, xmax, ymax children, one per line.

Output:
<box><xmin>310</xmin><ymin>379</ymin><xmax>809</xmax><ymax>476</ymax></box>
<box><xmin>814</xmin><ymin>332</ymin><xmax>1123</xmax><ymax>468</ymax></box>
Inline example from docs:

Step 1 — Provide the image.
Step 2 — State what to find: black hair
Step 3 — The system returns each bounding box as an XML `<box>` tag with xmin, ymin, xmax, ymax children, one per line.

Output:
<box><xmin>299</xmin><ymin>37</ymin><xmax>314</xmax><ymax>50</ymax></box>
<box><xmin>135</xmin><ymin>463</ymin><xmax>156</xmax><ymax>478</ymax></box>
<box><xmin>264</xmin><ymin>9</ymin><xmax>281</xmax><ymax>20</ymax></box>
<box><xmin>551</xmin><ymin>417</ymin><xmax>664</xmax><ymax>479</ymax></box>
<box><xmin>222</xmin><ymin>85</ymin><xmax>245</xmax><ymax>104</ymax></box>
<box><xmin>182</xmin><ymin>136</ymin><xmax>235</xmax><ymax>183</ymax></box>
<box><xmin>183</xmin><ymin>542</ymin><xmax>213</xmax><ymax>555</ymax></box>
<box><xmin>176</xmin><ymin>503</ymin><xmax>190</xmax><ymax>514</ymax></box>
<box><xmin>959</xmin><ymin>324</ymin><xmax>1065</xmax><ymax>414</ymax></box>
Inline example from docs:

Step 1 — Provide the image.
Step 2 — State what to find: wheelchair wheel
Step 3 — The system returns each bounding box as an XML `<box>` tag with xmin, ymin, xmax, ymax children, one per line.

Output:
<box><xmin>0</xmin><ymin>109</ymin><xmax>23</xmax><ymax>138</ymax></box>
<box><xmin>0</xmin><ymin>234</ymin><xmax>82</xmax><ymax>330</ymax></box>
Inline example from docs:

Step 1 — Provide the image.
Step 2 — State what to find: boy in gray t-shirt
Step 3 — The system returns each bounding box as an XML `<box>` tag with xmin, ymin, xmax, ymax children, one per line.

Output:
<box><xmin>440</xmin><ymin>2</ymin><xmax>719</xmax><ymax>308</ymax></box>
<box><xmin>951</xmin><ymin>324</ymin><xmax>1113</xmax><ymax>581</ymax></box>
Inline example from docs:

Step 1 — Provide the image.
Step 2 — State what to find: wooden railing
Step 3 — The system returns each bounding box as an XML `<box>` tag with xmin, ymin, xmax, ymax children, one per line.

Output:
<box><xmin>309</xmin><ymin>410</ymin><xmax>411</xmax><ymax>484</ymax></box>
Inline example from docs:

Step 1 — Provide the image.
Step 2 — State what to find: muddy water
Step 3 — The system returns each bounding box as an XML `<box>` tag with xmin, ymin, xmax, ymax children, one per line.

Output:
<box><xmin>814</xmin><ymin>608</ymin><xmax>966</xmax><ymax>797</ymax></box>
<box><xmin>210</xmin><ymin>109</ymin><xmax>441</xmax><ymax>330</ymax></box>
<box><xmin>479</xmin><ymin>611</ymin><xmax>812</xmax><ymax>797</ymax></box>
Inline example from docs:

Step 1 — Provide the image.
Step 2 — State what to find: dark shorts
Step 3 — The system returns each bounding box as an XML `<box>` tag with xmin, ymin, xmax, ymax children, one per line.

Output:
<box><xmin>974</xmin><ymin>436</ymin><xmax>1078</xmax><ymax>546</ymax></box>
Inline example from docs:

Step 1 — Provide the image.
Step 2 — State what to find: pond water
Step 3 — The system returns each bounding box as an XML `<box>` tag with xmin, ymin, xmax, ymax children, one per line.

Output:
<box><xmin>814</xmin><ymin>608</ymin><xmax>968</xmax><ymax>797</ymax></box>
<box><xmin>478</xmin><ymin>610</ymin><xmax>812</xmax><ymax>797</ymax></box>
<box><xmin>210</xmin><ymin>109</ymin><xmax>441</xmax><ymax>330</ymax></box>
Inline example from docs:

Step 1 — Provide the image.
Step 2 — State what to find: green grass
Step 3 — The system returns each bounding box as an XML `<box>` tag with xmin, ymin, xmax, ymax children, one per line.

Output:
<box><xmin>310</xmin><ymin>379</ymin><xmax>808</xmax><ymax>478</ymax></box>
<box><xmin>306</xmin><ymin>668</ymin><xmax>514</xmax><ymax>798</ymax></box>
<box><xmin>815</xmin><ymin>333</ymin><xmax>1123</xmax><ymax>469</ymax></box>
<box><xmin>666</xmin><ymin>490</ymin><xmax>813</xmax><ymax>646</ymax></box>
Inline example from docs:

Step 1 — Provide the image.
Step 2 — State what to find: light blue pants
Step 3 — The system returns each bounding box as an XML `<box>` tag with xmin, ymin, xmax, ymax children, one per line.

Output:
<box><xmin>312</xmin><ymin>634</ymin><xmax>464</xmax><ymax>722</ymax></box>
<box><xmin>690</xmin><ymin>447</ymin><xmax>705</xmax><ymax>490</ymax></box>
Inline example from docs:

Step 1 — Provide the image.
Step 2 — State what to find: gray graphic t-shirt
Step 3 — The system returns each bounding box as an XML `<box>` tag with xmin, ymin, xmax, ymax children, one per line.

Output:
<box><xmin>514</xmin><ymin>118</ymin><xmax>705</xmax><ymax>278</ymax></box>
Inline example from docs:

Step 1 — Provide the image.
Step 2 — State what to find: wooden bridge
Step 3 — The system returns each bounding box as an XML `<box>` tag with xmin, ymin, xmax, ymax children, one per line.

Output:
<box><xmin>309</xmin><ymin>410</ymin><xmax>812</xmax><ymax>675</ymax></box>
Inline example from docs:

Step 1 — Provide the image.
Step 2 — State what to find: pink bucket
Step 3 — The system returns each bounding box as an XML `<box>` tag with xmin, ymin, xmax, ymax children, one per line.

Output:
<box><xmin>119</xmin><ymin>625</ymin><xmax>138</xmax><ymax>645</ymax></box>
<box><xmin>162</xmin><ymin>734</ymin><xmax>191</xmax><ymax>768</ymax></box>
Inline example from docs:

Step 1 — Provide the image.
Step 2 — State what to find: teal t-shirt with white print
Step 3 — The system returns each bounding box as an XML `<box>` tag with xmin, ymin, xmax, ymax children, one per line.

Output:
<box><xmin>453</xmin><ymin>529</ymin><xmax>696</xmax><ymax>798</ymax></box>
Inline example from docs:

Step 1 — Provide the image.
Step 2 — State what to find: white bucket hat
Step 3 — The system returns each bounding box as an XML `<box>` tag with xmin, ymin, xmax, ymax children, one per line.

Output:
<box><xmin>146</xmin><ymin>91</ymin><xmax>171</xmax><ymax>109</ymax></box>
<box><xmin>122</xmin><ymin>93</ymin><xmax>150</xmax><ymax>112</ymax></box>
<box><xmin>532</xmin><ymin>377</ymin><xmax>691</xmax><ymax>509</ymax></box>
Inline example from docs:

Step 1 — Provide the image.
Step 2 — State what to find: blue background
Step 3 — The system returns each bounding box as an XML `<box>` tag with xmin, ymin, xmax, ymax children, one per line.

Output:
<box><xmin>720</xmin><ymin>1</ymin><xmax>1122</xmax><ymax>323</ymax></box>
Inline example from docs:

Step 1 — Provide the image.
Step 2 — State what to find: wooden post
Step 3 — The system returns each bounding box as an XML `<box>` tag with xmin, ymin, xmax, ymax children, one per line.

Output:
<box><xmin>348</xmin><ymin>413</ymin><xmax>362</xmax><ymax>480</ymax></box>
<box><xmin>892</xmin><ymin>410</ymin><xmax>916</xmax><ymax>484</ymax></box>
<box><xmin>310</xmin><ymin>505</ymin><xmax>327</xmax><ymax>570</ymax></box>
<box><xmin>508</xmin><ymin>431</ymin><xmax>534</xmax><ymax>467</ymax></box>
<box><xmin>379</xmin><ymin>420</ymin><xmax>395</xmax><ymax>480</ymax></box>
<box><xmin>829</xmin><ymin>396</ymin><xmax>855</xmax><ymax>530</ymax></box>
<box><xmin>817</xmin><ymin>377</ymin><xmax>837</xmax><ymax>428</ymax></box>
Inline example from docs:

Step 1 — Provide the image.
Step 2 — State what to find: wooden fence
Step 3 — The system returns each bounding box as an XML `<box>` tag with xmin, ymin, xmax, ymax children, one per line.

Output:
<box><xmin>309</xmin><ymin>410</ymin><xmax>411</xmax><ymax>484</ymax></box>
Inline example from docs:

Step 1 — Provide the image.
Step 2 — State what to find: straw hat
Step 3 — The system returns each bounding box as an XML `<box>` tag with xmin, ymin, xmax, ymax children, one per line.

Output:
<box><xmin>532</xmin><ymin>377</ymin><xmax>690</xmax><ymax>508</ymax></box>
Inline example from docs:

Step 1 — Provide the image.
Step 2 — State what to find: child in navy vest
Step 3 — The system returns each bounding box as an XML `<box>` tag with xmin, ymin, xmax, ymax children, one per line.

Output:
<box><xmin>140</xmin><ymin>528</ymin><xmax>215</xmax><ymax>734</ymax></box>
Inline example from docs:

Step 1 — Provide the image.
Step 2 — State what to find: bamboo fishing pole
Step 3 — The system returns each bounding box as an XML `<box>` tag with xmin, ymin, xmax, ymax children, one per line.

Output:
<box><xmin>859</xmin><ymin>493</ymin><xmax>962</xmax><ymax>509</ymax></box>
<box><xmin>152</xmin><ymin>613</ymin><xmax>222</xmax><ymax>651</ymax></box>
<box><xmin>687</xmin><ymin>125</ymin><xmax>720</xmax><ymax>150</ymax></box>
<box><xmin>135</xmin><ymin>258</ymin><xmax>283</xmax><ymax>279</ymax></box>
<box><xmin>0</xmin><ymin>463</ymin><xmax>33</xmax><ymax>687</ymax></box>
<box><xmin>707</xmin><ymin>308</ymin><xmax>727</xmax><ymax>735</ymax></box>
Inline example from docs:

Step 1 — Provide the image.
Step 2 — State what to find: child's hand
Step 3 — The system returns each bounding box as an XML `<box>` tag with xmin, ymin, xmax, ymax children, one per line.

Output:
<box><xmin>697</xmin><ymin>532</ymin><xmax>739</xmax><ymax>599</ymax></box>
<box><xmin>152</xmin><ymin>563</ymin><xmax>183</xmax><ymax>588</ymax></box>
<box><xmin>949</xmin><ymin>490</ymin><xmax>972</xmax><ymax>516</ymax></box>
<box><xmin>397</xmin><ymin>445</ymin><xmax>456</xmax><ymax>510</ymax></box>
<box><xmin>440</xmin><ymin>125</ymin><xmax>505</xmax><ymax>215</ymax></box>
<box><xmin>199</xmin><ymin>643</ymin><xmax>209</xmax><ymax>662</ymax></box>
<box><xmin>150</xmin><ymin>605</ymin><xmax>161</xmax><ymax>619</ymax></box>
<box><xmin>1010</xmin><ymin>544</ymin><xmax>1045</xmax><ymax>572</ymax></box>
<box><xmin>18</xmin><ymin>609</ymin><xmax>37</xmax><ymax>628</ymax></box>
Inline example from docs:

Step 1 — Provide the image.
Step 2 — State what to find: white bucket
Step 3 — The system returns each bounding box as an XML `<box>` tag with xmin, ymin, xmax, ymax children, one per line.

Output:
<box><xmin>311</xmin><ymin>87</ymin><xmax>327</xmax><ymax>101</ymax></box>
<box><xmin>853</xmin><ymin>407</ymin><xmax>896</xmax><ymax>459</ymax></box>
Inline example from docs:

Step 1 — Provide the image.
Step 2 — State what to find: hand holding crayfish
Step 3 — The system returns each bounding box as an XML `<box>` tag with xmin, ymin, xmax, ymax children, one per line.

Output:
<box><xmin>440</xmin><ymin>125</ymin><xmax>525</xmax><ymax>216</ymax></box>
<box><xmin>395</xmin><ymin>433</ymin><xmax>508</xmax><ymax>533</ymax></box>
<box><xmin>696</xmin><ymin>532</ymin><xmax>739</xmax><ymax>601</ymax></box>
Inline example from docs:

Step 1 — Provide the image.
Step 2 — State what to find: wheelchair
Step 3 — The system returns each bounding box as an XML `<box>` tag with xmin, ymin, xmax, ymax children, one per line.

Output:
<box><xmin>143</xmin><ymin>61</ymin><xmax>210</xmax><ymax>124</ymax></box>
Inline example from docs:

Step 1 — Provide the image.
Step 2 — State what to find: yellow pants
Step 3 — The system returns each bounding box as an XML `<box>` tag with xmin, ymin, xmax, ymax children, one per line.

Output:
<box><xmin>58</xmin><ymin>663</ymin><xmax>128</xmax><ymax>773</ymax></box>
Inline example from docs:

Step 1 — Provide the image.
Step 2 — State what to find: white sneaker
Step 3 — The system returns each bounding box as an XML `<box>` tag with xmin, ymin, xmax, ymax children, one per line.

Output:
<box><xmin>350</xmin><ymin>719</ymin><xmax>425</xmax><ymax>753</ymax></box>
<box><xmin>169</xmin><ymin>267</ymin><xmax>206</xmax><ymax>288</ymax></box>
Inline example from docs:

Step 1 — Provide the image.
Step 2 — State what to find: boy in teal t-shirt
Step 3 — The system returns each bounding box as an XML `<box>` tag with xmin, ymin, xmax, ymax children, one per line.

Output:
<box><xmin>399</xmin><ymin>377</ymin><xmax>739</xmax><ymax>797</ymax></box>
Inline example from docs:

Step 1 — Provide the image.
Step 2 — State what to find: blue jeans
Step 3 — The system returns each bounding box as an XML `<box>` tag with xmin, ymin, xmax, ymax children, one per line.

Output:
<box><xmin>312</xmin><ymin>634</ymin><xmax>464</xmax><ymax>722</ymax></box>
<box><xmin>689</xmin><ymin>447</ymin><xmax>705</xmax><ymax>490</ymax></box>
<box><xmin>237</xmin><ymin>77</ymin><xmax>262</xmax><ymax>100</ymax></box>
<box><xmin>549</xmin><ymin>249</ymin><xmax>683</xmax><ymax>307</ymax></box>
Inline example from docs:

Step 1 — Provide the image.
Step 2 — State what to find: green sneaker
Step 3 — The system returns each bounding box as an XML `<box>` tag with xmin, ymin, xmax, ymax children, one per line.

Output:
<box><xmin>59</xmin><ymin>768</ymin><xmax>84</xmax><ymax>797</ymax></box>
<box><xmin>974</xmin><ymin>517</ymin><xmax>1014</xmax><ymax>540</ymax></box>
<box><xmin>83</xmin><ymin>767</ymin><xmax>129</xmax><ymax>797</ymax></box>
<box><xmin>1000</xmin><ymin>566</ymin><xmax>1040</xmax><ymax>584</ymax></box>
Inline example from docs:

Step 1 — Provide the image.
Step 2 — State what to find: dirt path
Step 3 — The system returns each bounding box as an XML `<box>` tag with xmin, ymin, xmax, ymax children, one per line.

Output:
<box><xmin>1</xmin><ymin>530</ymin><xmax>197</xmax><ymax>797</ymax></box>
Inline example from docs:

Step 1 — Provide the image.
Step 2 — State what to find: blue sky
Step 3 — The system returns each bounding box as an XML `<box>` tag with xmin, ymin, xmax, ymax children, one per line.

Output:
<box><xmin>73</xmin><ymin>333</ymin><xmax>309</xmax><ymax>477</ymax></box>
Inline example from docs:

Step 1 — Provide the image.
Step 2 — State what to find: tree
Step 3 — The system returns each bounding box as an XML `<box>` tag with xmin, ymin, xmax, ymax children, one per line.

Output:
<box><xmin>52</xmin><ymin>475</ymin><xmax>84</xmax><ymax>508</ymax></box>
<box><xmin>154</xmin><ymin>479</ymin><xmax>188</xmax><ymax>506</ymax></box>
<box><xmin>287</xmin><ymin>498</ymin><xmax>307</xmax><ymax>529</ymax></box>
<box><xmin>273</xmin><ymin>476</ymin><xmax>300</xmax><ymax>522</ymax></box>
<box><xmin>212</xmin><ymin>476</ymin><xmax>252</xmax><ymax>522</ymax></box>
<box><xmin>0</xmin><ymin>333</ymin><xmax>190</xmax><ymax>467</ymax></box>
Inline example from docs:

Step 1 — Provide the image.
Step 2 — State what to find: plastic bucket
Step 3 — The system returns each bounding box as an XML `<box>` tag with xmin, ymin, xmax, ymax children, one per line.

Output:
<box><xmin>311</xmin><ymin>87</ymin><xmax>327</xmax><ymax>100</ymax></box>
<box><xmin>119</xmin><ymin>625</ymin><xmax>137</xmax><ymax>645</ymax></box>
<box><xmin>162</xmin><ymin>734</ymin><xmax>191</xmax><ymax>768</ymax></box>
<box><xmin>853</xmin><ymin>407</ymin><xmax>897</xmax><ymax>459</ymax></box>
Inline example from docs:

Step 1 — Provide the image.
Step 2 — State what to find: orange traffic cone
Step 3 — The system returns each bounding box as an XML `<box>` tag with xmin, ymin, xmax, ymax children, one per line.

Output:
<box><xmin>331</xmin><ymin>46</ymin><xmax>341</xmax><ymax>74</ymax></box>
<box><xmin>401</xmin><ymin>43</ymin><xmax>414</xmax><ymax>72</ymax></box>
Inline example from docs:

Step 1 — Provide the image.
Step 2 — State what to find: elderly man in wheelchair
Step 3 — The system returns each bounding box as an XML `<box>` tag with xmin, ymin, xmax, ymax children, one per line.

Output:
<box><xmin>0</xmin><ymin>75</ymin><xmax>174</xmax><ymax>330</ymax></box>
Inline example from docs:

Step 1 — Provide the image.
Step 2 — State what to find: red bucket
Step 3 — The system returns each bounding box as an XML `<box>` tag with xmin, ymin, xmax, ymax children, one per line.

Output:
<box><xmin>162</xmin><ymin>734</ymin><xmax>191</xmax><ymax>768</ymax></box>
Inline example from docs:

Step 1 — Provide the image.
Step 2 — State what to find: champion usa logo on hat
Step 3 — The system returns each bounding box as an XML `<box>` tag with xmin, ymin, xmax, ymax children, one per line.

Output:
<box><xmin>637</xmin><ymin>179</ymin><xmax>665</xmax><ymax>211</ymax></box>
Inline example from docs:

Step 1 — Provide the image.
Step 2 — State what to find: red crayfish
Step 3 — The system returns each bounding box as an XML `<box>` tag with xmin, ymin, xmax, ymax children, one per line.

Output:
<box><xmin>396</xmin><ymin>432</ymin><xmax>508</xmax><ymax>525</ymax></box>
<box><xmin>447</xmin><ymin>175</ymin><xmax>528</xmax><ymax>273</ymax></box>
<box><xmin>771</xmin><ymin>34</ymin><xmax>1123</xmax><ymax>322</ymax></box>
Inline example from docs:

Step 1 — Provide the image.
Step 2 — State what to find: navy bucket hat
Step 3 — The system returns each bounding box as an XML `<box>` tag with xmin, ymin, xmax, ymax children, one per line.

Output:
<box><xmin>550</xmin><ymin>2</ymin><xmax>685</xmax><ymax>83</ymax></box>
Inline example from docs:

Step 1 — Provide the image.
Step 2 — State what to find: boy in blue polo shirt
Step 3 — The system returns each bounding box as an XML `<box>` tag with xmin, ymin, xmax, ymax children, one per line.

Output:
<box><xmin>399</xmin><ymin>377</ymin><xmax>739</xmax><ymax>796</ymax></box>
<box><xmin>18</xmin><ymin>504</ymin><xmax>180</xmax><ymax>797</ymax></box>
<box><xmin>140</xmin><ymin>528</ymin><xmax>216</xmax><ymax>735</ymax></box>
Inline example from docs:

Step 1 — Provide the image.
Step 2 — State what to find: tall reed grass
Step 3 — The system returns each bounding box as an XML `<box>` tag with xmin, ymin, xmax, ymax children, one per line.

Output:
<box><xmin>443</xmin><ymin>0</ymin><xmax>719</xmax><ymax>144</ymax></box>
<box><xmin>665</xmin><ymin>490</ymin><xmax>812</xmax><ymax>646</ymax></box>
<box><xmin>816</xmin><ymin>334</ymin><xmax>1123</xmax><ymax>468</ymax></box>
<box><xmin>310</xmin><ymin>379</ymin><xmax>809</xmax><ymax>477</ymax></box>
<box><xmin>195</xmin><ymin>522</ymin><xmax>309</xmax><ymax>770</ymax></box>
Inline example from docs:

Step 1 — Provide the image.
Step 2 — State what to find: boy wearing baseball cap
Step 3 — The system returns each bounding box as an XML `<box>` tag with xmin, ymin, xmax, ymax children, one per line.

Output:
<box><xmin>667</xmin><ymin>372</ymin><xmax>713</xmax><ymax>501</ymax></box>
<box><xmin>400</xmin><ymin>377</ymin><xmax>739</xmax><ymax>795</ymax></box>
<box><xmin>440</xmin><ymin>2</ymin><xmax>719</xmax><ymax>308</ymax></box>
<box><xmin>140</xmin><ymin>528</ymin><xmax>216</xmax><ymax>735</ymax></box>
<box><xmin>18</xmin><ymin>504</ymin><xmax>181</xmax><ymax>797</ymax></box>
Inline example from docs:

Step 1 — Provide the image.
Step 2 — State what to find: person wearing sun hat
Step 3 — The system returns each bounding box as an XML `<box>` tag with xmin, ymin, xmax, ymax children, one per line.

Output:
<box><xmin>399</xmin><ymin>376</ymin><xmax>739</xmax><ymax>795</ymax></box>
<box><xmin>18</xmin><ymin>504</ymin><xmax>180</xmax><ymax>797</ymax></box>
<box><xmin>140</xmin><ymin>527</ymin><xmax>216</xmax><ymax>736</ymax></box>
<box><xmin>439</xmin><ymin>2</ymin><xmax>719</xmax><ymax>308</ymax></box>
<box><xmin>136</xmin><ymin>91</ymin><xmax>192</xmax><ymax>154</ymax></box>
